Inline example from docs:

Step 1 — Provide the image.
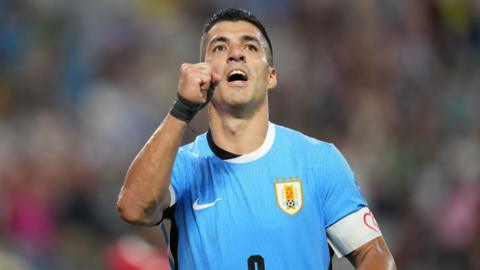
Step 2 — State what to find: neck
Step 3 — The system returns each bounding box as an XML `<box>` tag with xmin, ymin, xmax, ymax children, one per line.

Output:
<box><xmin>207</xmin><ymin>101</ymin><xmax>269</xmax><ymax>155</ymax></box>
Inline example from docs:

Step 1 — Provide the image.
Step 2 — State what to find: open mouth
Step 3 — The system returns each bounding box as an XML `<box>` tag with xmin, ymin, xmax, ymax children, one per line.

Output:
<box><xmin>227</xmin><ymin>69</ymin><xmax>248</xmax><ymax>82</ymax></box>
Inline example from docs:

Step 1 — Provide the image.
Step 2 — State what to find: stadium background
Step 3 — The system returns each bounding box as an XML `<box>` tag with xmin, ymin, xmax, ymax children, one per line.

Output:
<box><xmin>0</xmin><ymin>0</ymin><xmax>479</xmax><ymax>269</ymax></box>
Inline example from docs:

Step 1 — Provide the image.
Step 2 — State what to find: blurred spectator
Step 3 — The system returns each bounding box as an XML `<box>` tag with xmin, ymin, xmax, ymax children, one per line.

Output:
<box><xmin>0</xmin><ymin>250</ymin><xmax>32</xmax><ymax>270</ymax></box>
<box><xmin>105</xmin><ymin>228</ymin><xmax>169</xmax><ymax>270</ymax></box>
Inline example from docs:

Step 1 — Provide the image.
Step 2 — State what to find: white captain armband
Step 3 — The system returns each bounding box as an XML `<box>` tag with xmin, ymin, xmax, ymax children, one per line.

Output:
<box><xmin>326</xmin><ymin>207</ymin><xmax>382</xmax><ymax>257</ymax></box>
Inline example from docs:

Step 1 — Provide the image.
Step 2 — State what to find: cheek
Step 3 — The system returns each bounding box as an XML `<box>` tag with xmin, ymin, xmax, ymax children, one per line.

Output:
<box><xmin>254</xmin><ymin>66</ymin><xmax>270</xmax><ymax>84</ymax></box>
<box><xmin>205</xmin><ymin>51</ymin><xmax>225</xmax><ymax>63</ymax></box>
<box><xmin>207</xmin><ymin>58</ymin><xmax>224</xmax><ymax>74</ymax></box>
<box><xmin>255</xmin><ymin>50</ymin><xmax>269</xmax><ymax>64</ymax></box>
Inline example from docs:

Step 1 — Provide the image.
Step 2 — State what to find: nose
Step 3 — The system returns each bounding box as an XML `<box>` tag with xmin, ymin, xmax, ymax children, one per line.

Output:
<box><xmin>227</xmin><ymin>44</ymin><xmax>245</xmax><ymax>63</ymax></box>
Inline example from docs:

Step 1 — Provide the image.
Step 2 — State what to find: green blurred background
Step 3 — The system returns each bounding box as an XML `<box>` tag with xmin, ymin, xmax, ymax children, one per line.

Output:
<box><xmin>0</xmin><ymin>0</ymin><xmax>479</xmax><ymax>269</ymax></box>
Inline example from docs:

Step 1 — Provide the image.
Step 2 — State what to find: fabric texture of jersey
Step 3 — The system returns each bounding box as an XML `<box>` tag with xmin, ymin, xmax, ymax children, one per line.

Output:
<box><xmin>164</xmin><ymin>123</ymin><xmax>367</xmax><ymax>270</ymax></box>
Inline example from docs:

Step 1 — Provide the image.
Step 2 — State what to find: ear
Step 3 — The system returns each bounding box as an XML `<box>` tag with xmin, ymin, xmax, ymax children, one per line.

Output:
<box><xmin>267</xmin><ymin>66</ymin><xmax>277</xmax><ymax>90</ymax></box>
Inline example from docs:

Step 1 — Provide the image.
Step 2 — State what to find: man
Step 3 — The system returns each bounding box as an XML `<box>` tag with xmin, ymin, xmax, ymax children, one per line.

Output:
<box><xmin>117</xmin><ymin>7</ymin><xmax>396</xmax><ymax>270</ymax></box>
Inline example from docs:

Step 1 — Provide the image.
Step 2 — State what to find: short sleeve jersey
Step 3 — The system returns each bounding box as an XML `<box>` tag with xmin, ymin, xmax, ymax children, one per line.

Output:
<box><xmin>162</xmin><ymin>123</ymin><xmax>378</xmax><ymax>270</ymax></box>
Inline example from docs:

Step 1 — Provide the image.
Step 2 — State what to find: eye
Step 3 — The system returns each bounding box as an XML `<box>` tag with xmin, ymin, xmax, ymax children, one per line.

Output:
<box><xmin>245</xmin><ymin>44</ymin><xmax>258</xmax><ymax>52</ymax></box>
<box><xmin>212</xmin><ymin>45</ymin><xmax>226</xmax><ymax>52</ymax></box>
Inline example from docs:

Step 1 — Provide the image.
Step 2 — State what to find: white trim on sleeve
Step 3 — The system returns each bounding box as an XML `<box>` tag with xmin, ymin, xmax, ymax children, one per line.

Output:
<box><xmin>168</xmin><ymin>184</ymin><xmax>176</xmax><ymax>207</ymax></box>
<box><xmin>327</xmin><ymin>207</ymin><xmax>382</xmax><ymax>257</ymax></box>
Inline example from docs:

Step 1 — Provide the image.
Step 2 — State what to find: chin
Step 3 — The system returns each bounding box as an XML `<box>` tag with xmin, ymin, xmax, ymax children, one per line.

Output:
<box><xmin>225</xmin><ymin>99</ymin><xmax>250</xmax><ymax>109</ymax></box>
<box><xmin>221</xmin><ymin>91</ymin><xmax>252</xmax><ymax>106</ymax></box>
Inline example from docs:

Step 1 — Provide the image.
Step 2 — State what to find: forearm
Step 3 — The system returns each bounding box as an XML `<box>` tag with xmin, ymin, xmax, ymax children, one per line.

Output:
<box><xmin>347</xmin><ymin>237</ymin><xmax>396</xmax><ymax>270</ymax></box>
<box><xmin>117</xmin><ymin>114</ymin><xmax>187</xmax><ymax>226</ymax></box>
<box><xmin>118</xmin><ymin>62</ymin><xmax>217</xmax><ymax>226</ymax></box>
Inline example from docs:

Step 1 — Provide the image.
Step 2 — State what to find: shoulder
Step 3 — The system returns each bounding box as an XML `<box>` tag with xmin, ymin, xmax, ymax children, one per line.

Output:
<box><xmin>273</xmin><ymin>123</ymin><xmax>350</xmax><ymax>169</ymax></box>
<box><xmin>274</xmin><ymin>123</ymin><xmax>334</xmax><ymax>151</ymax></box>
<box><xmin>177</xmin><ymin>132</ymin><xmax>209</xmax><ymax>159</ymax></box>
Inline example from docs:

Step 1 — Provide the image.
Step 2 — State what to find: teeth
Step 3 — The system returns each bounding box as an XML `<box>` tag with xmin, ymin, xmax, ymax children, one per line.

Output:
<box><xmin>229</xmin><ymin>70</ymin><xmax>246</xmax><ymax>77</ymax></box>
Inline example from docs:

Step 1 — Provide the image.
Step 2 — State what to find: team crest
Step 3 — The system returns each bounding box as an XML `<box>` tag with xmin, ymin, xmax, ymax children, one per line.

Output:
<box><xmin>275</xmin><ymin>178</ymin><xmax>303</xmax><ymax>215</ymax></box>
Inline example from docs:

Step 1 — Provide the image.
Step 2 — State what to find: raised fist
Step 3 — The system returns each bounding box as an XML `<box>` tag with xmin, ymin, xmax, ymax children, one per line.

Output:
<box><xmin>177</xmin><ymin>63</ymin><xmax>221</xmax><ymax>104</ymax></box>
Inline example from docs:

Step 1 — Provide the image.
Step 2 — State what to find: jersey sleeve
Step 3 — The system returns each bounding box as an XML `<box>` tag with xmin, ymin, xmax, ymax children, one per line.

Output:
<box><xmin>169</xmin><ymin>147</ymin><xmax>197</xmax><ymax>206</ymax></box>
<box><xmin>321</xmin><ymin>144</ymin><xmax>366</xmax><ymax>227</ymax></box>
<box><xmin>320</xmin><ymin>144</ymin><xmax>382</xmax><ymax>257</ymax></box>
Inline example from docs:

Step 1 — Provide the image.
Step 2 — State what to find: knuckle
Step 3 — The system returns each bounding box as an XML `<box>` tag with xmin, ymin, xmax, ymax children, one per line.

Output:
<box><xmin>180</xmin><ymin>63</ymin><xmax>191</xmax><ymax>73</ymax></box>
<box><xmin>199</xmin><ymin>72</ymin><xmax>209</xmax><ymax>79</ymax></box>
<box><xmin>204</xmin><ymin>64</ymin><xmax>212</xmax><ymax>73</ymax></box>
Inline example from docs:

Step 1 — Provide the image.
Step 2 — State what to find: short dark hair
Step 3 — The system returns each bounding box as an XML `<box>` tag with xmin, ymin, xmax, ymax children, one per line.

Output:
<box><xmin>200</xmin><ymin>8</ymin><xmax>273</xmax><ymax>65</ymax></box>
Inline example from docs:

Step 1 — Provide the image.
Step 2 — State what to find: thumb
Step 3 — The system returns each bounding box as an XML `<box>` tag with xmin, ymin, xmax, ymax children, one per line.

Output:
<box><xmin>204</xmin><ymin>73</ymin><xmax>219</xmax><ymax>104</ymax></box>
<box><xmin>211</xmin><ymin>71</ymin><xmax>221</xmax><ymax>86</ymax></box>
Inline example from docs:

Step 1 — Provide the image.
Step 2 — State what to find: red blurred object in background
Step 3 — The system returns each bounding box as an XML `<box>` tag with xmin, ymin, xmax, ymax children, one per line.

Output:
<box><xmin>105</xmin><ymin>234</ymin><xmax>170</xmax><ymax>270</ymax></box>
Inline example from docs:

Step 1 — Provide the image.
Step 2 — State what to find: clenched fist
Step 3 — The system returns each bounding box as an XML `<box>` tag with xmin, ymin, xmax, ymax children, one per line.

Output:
<box><xmin>178</xmin><ymin>63</ymin><xmax>221</xmax><ymax>104</ymax></box>
<box><xmin>169</xmin><ymin>63</ymin><xmax>221</xmax><ymax>122</ymax></box>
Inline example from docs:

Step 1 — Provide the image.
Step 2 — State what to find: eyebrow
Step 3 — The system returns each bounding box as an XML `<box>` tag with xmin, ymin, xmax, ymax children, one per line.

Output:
<box><xmin>209</xmin><ymin>36</ymin><xmax>229</xmax><ymax>46</ymax></box>
<box><xmin>208</xmin><ymin>35</ymin><xmax>263</xmax><ymax>48</ymax></box>
<box><xmin>240</xmin><ymin>35</ymin><xmax>261</xmax><ymax>45</ymax></box>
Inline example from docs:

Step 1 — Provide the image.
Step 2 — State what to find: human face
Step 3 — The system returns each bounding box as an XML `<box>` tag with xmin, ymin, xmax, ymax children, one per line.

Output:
<box><xmin>204</xmin><ymin>21</ymin><xmax>277</xmax><ymax>114</ymax></box>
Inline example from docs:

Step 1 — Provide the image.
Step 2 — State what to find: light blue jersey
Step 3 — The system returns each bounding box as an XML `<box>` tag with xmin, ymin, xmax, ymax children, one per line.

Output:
<box><xmin>162</xmin><ymin>123</ymin><xmax>367</xmax><ymax>270</ymax></box>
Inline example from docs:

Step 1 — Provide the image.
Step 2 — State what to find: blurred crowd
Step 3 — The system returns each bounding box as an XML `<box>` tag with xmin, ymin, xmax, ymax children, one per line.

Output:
<box><xmin>0</xmin><ymin>0</ymin><xmax>479</xmax><ymax>269</ymax></box>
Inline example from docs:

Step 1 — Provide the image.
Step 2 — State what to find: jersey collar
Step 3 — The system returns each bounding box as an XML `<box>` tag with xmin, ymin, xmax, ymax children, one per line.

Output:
<box><xmin>222</xmin><ymin>122</ymin><xmax>275</xmax><ymax>164</ymax></box>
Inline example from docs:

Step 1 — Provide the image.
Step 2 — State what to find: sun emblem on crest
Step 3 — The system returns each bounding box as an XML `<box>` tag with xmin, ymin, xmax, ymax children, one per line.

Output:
<box><xmin>275</xmin><ymin>176</ymin><xmax>303</xmax><ymax>215</ymax></box>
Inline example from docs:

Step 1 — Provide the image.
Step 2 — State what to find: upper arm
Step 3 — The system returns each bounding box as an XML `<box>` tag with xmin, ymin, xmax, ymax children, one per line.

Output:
<box><xmin>169</xmin><ymin>147</ymin><xmax>197</xmax><ymax>206</ymax></box>
<box><xmin>326</xmin><ymin>207</ymin><xmax>382</xmax><ymax>257</ymax></box>
<box><xmin>319</xmin><ymin>144</ymin><xmax>395</xmax><ymax>268</ymax></box>
<box><xmin>321</xmin><ymin>144</ymin><xmax>367</xmax><ymax>227</ymax></box>
<box><xmin>346</xmin><ymin>236</ymin><xmax>396</xmax><ymax>270</ymax></box>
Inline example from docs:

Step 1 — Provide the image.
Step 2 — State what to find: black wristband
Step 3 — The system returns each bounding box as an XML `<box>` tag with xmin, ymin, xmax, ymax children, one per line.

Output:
<box><xmin>169</xmin><ymin>85</ymin><xmax>214</xmax><ymax>122</ymax></box>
